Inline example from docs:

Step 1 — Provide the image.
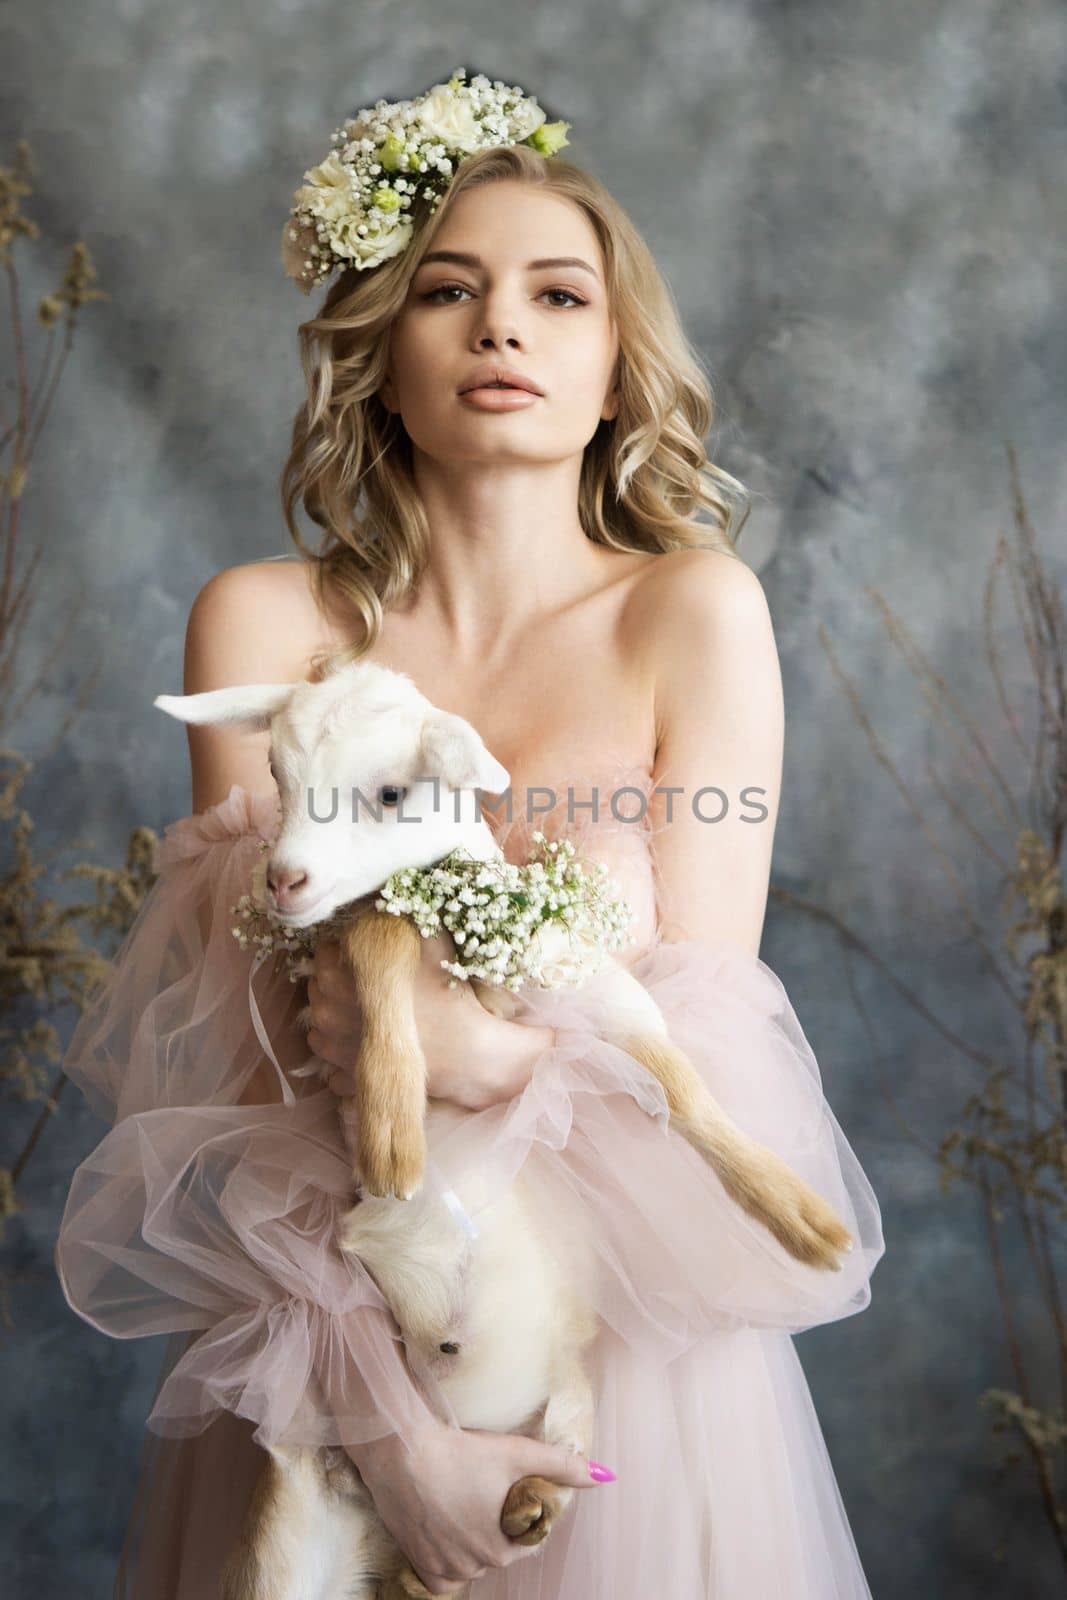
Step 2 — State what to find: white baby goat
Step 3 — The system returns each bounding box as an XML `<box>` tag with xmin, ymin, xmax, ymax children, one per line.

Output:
<box><xmin>155</xmin><ymin>659</ymin><xmax>853</xmax><ymax>1600</ymax></box>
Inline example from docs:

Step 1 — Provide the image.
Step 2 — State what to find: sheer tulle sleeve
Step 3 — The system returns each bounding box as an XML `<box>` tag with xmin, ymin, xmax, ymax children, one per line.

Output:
<box><xmin>54</xmin><ymin>785</ymin><xmax>446</xmax><ymax>1457</ymax></box>
<box><xmin>423</xmin><ymin>935</ymin><xmax>886</xmax><ymax>1366</ymax></box>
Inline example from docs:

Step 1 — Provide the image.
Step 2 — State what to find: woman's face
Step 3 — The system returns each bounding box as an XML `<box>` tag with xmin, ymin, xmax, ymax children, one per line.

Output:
<box><xmin>380</xmin><ymin>180</ymin><xmax>620</xmax><ymax>466</ymax></box>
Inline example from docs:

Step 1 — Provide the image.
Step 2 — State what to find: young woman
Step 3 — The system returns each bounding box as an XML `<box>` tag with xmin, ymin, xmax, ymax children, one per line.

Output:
<box><xmin>56</xmin><ymin>104</ymin><xmax>884</xmax><ymax>1598</ymax></box>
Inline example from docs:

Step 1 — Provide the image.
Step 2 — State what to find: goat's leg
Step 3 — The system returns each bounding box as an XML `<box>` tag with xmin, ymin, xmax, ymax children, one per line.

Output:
<box><xmin>385</xmin><ymin>1309</ymin><xmax>599</xmax><ymax>1597</ymax></box>
<box><xmin>340</xmin><ymin>906</ymin><xmax>428</xmax><ymax>1201</ymax></box>
<box><xmin>381</xmin><ymin>1352</ymin><xmax>596</xmax><ymax>1598</ymax></box>
<box><xmin>614</xmin><ymin>1030</ymin><xmax>854</xmax><ymax>1270</ymax></box>
<box><xmin>478</xmin><ymin>966</ymin><xmax>852</xmax><ymax>1265</ymax></box>
<box><xmin>222</xmin><ymin>1444</ymin><xmax>384</xmax><ymax>1600</ymax></box>
<box><xmin>500</xmin><ymin>1337</ymin><xmax>598</xmax><ymax>1550</ymax></box>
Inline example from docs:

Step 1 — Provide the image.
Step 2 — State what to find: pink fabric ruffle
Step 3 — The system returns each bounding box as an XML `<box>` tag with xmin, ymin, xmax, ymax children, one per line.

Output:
<box><xmin>54</xmin><ymin>780</ymin><xmax>885</xmax><ymax>1597</ymax></box>
<box><xmin>56</xmin><ymin>784</ymin><xmax>445</xmax><ymax>1456</ymax></box>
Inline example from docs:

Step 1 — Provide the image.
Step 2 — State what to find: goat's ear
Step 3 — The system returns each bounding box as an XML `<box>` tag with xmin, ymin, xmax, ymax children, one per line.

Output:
<box><xmin>154</xmin><ymin>682</ymin><xmax>296</xmax><ymax>731</ymax></box>
<box><xmin>417</xmin><ymin>711</ymin><xmax>510</xmax><ymax>795</ymax></box>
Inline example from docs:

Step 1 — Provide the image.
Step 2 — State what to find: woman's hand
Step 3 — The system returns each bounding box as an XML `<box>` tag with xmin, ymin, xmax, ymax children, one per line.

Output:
<box><xmin>303</xmin><ymin>938</ymin><xmax>365</xmax><ymax>1094</ymax></box>
<box><xmin>351</xmin><ymin>1421</ymin><xmax>610</xmax><ymax>1594</ymax></box>
<box><xmin>306</xmin><ymin>933</ymin><xmax>553</xmax><ymax>1110</ymax></box>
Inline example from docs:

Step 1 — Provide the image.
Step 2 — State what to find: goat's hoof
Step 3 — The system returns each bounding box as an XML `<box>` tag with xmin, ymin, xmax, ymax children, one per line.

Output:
<box><xmin>358</xmin><ymin>1127</ymin><xmax>427</xmax><ymax>1202</ymax></box>
<box><xmin>732</xmin><ymin>1145</ymin><xmax>855</xmax><ymax>1269</ymax></box>
<box><xmin>500</xmin><ymin>1474</ymin><xmax>568</xmax><ymax>1546</ymax></box>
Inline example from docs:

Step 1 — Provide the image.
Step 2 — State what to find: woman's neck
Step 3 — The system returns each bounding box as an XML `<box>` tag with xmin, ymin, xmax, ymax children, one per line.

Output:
<box><xmin>407</xmin><ymin>457</ymin><xmax>611</xmax><ymax>659</ymax></box>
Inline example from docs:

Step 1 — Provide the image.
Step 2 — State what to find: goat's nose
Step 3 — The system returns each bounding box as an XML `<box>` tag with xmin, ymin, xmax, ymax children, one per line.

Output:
<box><xmin>267</xmin><ymin>865</ymin><xmax>310</xmax><ymax>906</ymax></box>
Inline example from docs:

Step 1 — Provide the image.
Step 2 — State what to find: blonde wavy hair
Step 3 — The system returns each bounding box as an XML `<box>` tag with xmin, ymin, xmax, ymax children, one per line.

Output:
<box><xmin>279</xmin><ymin>143</ymin><xmax>751</xmax><ymax>677</ymax></box>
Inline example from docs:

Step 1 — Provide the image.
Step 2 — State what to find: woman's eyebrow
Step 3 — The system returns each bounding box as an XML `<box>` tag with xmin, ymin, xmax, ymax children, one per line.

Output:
<box><xmin>417</xmin><ymin>250</ymin><xmax>600</xmax><ymax>280</ymax></box>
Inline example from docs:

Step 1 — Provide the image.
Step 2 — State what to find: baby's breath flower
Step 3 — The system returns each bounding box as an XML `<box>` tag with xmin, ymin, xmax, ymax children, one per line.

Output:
<box><xmin>231</xmin><ymin>833</ymin><xmax>632</xmax><ymax>992</ymax></box>
<box><xmin>375</xmin><ymin>837</ymin><xmax>633</xmax><ymax>990</ymax></box>
<box><xmin>229</xmin><ymin>881</ymin><xmax>349</xmax><ymax>983</ymax></box>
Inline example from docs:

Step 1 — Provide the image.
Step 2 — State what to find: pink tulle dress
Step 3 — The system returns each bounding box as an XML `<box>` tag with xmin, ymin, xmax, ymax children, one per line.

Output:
<box><xmin>54</xmin><ymin>760</ymin><xmax>885</xmax><ymax>1597</ymax></box>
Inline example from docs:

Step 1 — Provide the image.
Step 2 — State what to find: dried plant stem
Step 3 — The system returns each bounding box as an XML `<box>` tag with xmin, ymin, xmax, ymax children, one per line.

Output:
<box><xmin>10</xmin><ymin>1071</ymin><xmax>67</xmax><ymax>1184</ymax></box>
<box><xmin>817</xmin><ymin>623</ymin><xmax>1020</xmax><ymax>1005</ymax></box>
<box><xmin>770</xmin><ymin>884</ymin><xmax>1046</xmax><ymax>1096</ymax></box>
<box><xmin>982</xmin><ymin>1174</ymin><xmax>1067</xmax><ymax>1569</ymax></box>
<box><xmin>0</xmin><ymin>140</ymin><xmax>141</xmax><ymax>1267</ymax></box>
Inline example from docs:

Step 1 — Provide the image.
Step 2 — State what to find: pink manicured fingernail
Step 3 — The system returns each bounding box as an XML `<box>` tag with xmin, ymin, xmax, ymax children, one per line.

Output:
<box><xmin>588</xmin><ymin>1460</ymin><xmax>617</xmax><ymax>1482</ymax></box>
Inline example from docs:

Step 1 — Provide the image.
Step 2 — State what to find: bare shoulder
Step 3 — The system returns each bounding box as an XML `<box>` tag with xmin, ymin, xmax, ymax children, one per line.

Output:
<box><xmin>183</xmin><ymin>558</ymin><xmax>323</xmax><ymax>691</ymax></box>
<box><xmin>632</xmin><ymin>544</ymin><xmax>767</xmax><ymax>616</ymax></box>
<box><xmin>622</xmin><ymin>546</ymin><xmax>774</xmax><ymax>670</ymax></box>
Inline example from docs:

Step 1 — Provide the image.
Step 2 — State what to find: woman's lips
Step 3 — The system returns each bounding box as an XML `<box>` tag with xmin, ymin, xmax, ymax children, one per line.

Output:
<box><xmin>458</xmin><ymin>386</ymin><xmax>541</xmax><ymax>410</ymax></box>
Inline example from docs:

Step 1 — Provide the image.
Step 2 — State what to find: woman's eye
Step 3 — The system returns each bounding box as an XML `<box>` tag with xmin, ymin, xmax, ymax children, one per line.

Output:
<box><xmin>421</xmin><ymin>283</ymin><xmax>468</xmax><ymax>305</ymax></box>
<box><xmin>541</xmin><ymin>286</ymin><xmax>588</xmax><ymax>308</ymax></box>
<box><xmin>420</xmin><ymin>282</ymin><xmax>587</xmax><ymax>308</ymax></box>
<box><xmin>379</xmin><ymin>784</ymin><xmax>408</xmax><ymax>807</ymax></box>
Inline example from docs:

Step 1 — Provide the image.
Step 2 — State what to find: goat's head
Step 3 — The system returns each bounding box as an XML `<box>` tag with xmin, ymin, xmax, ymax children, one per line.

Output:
<box><xmin>155</xmin><ymin>661</ymin><xmax>510</xmax><ymax>927</ymax></box>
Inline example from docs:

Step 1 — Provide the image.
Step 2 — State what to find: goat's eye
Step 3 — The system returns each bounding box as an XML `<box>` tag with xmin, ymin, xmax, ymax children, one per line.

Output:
<box><xmin>379</xmin><ymin>784</ymin><xmax>407</xmax><ymax>807</ymax></box>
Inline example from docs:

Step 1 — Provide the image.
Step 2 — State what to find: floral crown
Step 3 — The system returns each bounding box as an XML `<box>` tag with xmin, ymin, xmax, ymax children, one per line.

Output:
<box><xmin>281</xmin><ymin>67</ymin><xmax>571</xmax><ymax>294</ymax></box>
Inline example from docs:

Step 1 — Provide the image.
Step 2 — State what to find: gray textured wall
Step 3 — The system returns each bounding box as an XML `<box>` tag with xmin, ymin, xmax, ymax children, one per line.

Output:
<box><xmin>2</xmin><ymin>1</ymin><xmax>1065</xmax><ymax>1594</ymax></box>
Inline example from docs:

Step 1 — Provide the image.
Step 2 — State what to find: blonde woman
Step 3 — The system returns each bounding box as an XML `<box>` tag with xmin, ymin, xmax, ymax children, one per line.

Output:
<box><xmin>56</xmin><ymin>93</ymin><xmax>884</xmax><ymax>1599</ymax></box>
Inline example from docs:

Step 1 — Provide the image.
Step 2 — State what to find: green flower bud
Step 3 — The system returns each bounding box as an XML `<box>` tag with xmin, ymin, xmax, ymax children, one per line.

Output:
<box><xmin>377</xmin><ymin>133</ymin><xmax>406</xmax><ymax>172</ymax></box>
<box><xmin>371</xmin><ymin>185</ymin><xmax>401</xmax><ymax>212</ymax></box>
<box><xmin>527</xmin><ymin>120</ymin><xmax>571</xmax><ymax>157</ymax></box>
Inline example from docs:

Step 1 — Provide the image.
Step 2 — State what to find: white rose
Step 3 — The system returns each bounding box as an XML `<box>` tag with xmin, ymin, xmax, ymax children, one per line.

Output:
<box><xmin>526</xmin><ymin>920</ymin><xmax>607</xmax><ymax>989</ymax></box>
<box><xmin>329</xmin><ymin>209</ymin><xmax>413</xmax><ymax>268</ymax></box>
<box><xmin>508</xmin><ymin>97</ymin><xmax>547</xmax><ymax>143</ymax></box>
<box><xmin>294</xmin><ymin>151</ymin><xmax>354</xmax><ymax>225</ymax></box>
<box><xmin>416</xmin><ymin>85</ymin><xmax>483</xmax><ymax>152</ymax></box>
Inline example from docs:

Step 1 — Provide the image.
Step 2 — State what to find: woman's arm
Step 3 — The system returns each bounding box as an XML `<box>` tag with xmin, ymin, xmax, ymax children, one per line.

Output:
<box><xmin>644</xmin><ymin>550</ymin><xmax>784</xmax><ymax>958</ymax></box>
